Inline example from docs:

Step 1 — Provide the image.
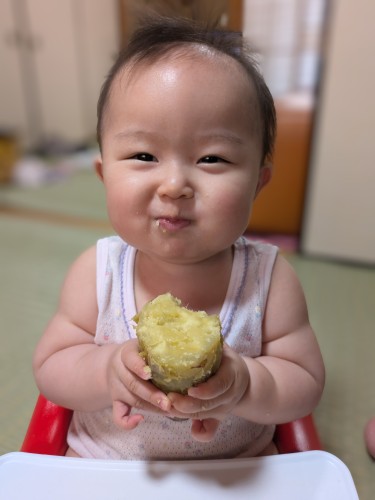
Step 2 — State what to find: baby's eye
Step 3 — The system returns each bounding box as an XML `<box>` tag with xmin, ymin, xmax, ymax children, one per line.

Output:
<box><xmin>132</xmin><ymin>153</ymin><xmax>157</xmax><ymax>162</ymax></box>
<box><xmin>198</xmin><ymin>155</ymin><xmax>227</xmax><ymax>164</ymax></box>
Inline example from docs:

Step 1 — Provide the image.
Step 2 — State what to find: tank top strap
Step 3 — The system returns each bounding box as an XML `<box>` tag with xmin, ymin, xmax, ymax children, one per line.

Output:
<box><xmin>222</xmin><ymin>237</ymin><xmax>278</xmax><ymax>356</ymax></box>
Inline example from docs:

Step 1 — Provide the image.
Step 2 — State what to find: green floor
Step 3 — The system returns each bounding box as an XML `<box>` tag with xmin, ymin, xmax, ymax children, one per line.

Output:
<box><xmin>1</xmin><ymin>171</ymin><xmax>374</xmax><ymax>498</ymax></box>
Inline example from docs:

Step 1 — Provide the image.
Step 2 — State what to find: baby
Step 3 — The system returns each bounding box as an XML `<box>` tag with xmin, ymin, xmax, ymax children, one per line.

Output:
<box><xmin>33</xmin><ymin>16</ymin><xmax>325</xmax><ymax>460</ymax></box>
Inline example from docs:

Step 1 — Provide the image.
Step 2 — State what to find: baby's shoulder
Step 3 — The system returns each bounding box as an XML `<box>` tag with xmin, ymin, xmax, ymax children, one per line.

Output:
<box><xmin>263</xmin><ymin>253</ymin><xmax>310</xmax><ymax>339</ymax></box>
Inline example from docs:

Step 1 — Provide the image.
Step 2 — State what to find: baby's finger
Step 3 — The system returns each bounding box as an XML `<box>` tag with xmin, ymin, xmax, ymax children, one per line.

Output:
<box><xmin>168</xmin><ymin>393</ymin><xmax>218</xmax><ymax>414</ymax></box>
<box><xmin>122</xmin><ymin>377</ymin><xmax>172</xmax><ymax>413</ymax></box>
<box><xmin>112</xmin><ymin>400</ymin><xmax>144</xmax><ymax>430</ymax></box>
<box><xmin>191</xmin><ymin>418</ymin><xmax>221</xmax><ymax>442</ymax></box>
<box><xmin>186</xmin><ymin>376</ymin><xmax>227</xmax><ymax>399</ymax></box>
<box><xmin>120</xmin><ymin>340</ymin><xmax>151</xmax><ymax>381</ymax></box>
<box><xmin>187</xmin><ymin>351</ymin><xmax>235</xmax><ymax>399</ymax></box>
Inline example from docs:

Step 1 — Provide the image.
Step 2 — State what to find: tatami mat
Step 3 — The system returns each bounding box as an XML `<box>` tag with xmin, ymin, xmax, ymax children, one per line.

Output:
<box><xmin>0</xmin><ymin>215</ymin><xmax>111</xmax><ymax>454</ymax></box>
<box><xmin>0</xmin><ymin>169</ymin><xmax>108</xmax><ymax>222</ymax></box>
<box><xmin>0</xmin><ymin>173</ymin><xmax>374</xmax><ymax>498</ymax></box>
<box><xmin>289</xmin><ymin>255</ymin><xmax>375</xmax><ymax>499</ymax></box>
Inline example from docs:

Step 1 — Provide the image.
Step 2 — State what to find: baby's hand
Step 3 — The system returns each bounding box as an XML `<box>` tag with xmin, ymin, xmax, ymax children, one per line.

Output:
<box><xmin>167</xmin><ymin>344</ymin><xmax>249</xmax><ymax>425</ymax></box>
<box><xmin>191</xmin><ymin>418</ymin><xmax>221</xmax><ymax>442</ymax></box>
<box><xmin>106</xmin><ymin>339</ymin><xmax>171</xmax><ymax>430</ymax></box>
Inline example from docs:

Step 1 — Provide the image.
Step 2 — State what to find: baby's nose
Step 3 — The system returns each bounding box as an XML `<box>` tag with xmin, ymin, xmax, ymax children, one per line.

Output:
<box><xmin>157</xmin><ymin>164</ymin><xmax>194</xmax><ymax>199</ymax></box>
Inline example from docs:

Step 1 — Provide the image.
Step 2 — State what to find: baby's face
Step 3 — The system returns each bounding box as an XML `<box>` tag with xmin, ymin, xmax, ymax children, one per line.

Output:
<box><xmin>98</xmin><ymin>48</ymin><xmax>268</xmax><ymax>264</ymax></box>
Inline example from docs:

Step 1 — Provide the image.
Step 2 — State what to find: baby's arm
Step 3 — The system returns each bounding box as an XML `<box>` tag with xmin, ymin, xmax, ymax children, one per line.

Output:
<box><xmin>33</xmin><ymin>246</ymin><xmax>171</xmax><ymax>427</ymax></box>
<box><xmin>241</xmin><ymin>254</ymin><xmax>325</xmax><ymax>423</ymax></box>
<box><xmin>168</xmin><ymin>255</ymin><xmax>325</xmax><ymax>425</ymax></box>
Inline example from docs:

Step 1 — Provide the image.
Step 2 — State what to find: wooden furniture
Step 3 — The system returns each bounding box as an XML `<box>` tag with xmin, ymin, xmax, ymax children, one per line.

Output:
<box><xmin>248</xmin><ymin>94</ymin><xmax>313</xmax><ymax>236</ymax></box>
<box><xmin>118</xmin><ymin>0</ymin><xmax>243</xmax><ymax>48</ymax></box>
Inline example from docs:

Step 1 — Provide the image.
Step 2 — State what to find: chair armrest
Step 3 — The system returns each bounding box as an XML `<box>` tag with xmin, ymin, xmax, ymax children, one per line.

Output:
<box><xmin>21</xmin><ymin>394</ymin><xmax>73</xmax><ymax>456</ymax></box>
<box><xmin>274</xmin><ymin>415</ymin><xmax>322</xmax><ymax>453</ymax></box>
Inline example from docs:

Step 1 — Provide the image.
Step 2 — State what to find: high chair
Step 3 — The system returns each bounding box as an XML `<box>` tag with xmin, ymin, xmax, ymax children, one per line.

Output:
<box><xmin>20</xmin><ymin>394</ymin><xmax>322</xmax><ymax>456</ymax></box>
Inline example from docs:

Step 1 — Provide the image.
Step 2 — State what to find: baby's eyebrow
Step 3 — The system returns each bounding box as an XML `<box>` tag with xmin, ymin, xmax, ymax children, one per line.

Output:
<box><xmin>113</xmin><ymin>130</ymin><xmax>244</xmax><ymax>146</ymax></box>
<box><xmin>114</xmin><ymin>130</ymin><xmax>156</xmax><ymax>141</ymax></box>
<box><xmin>197</xmin><ymin>133</ymin><xmax>244</xmax><ymax>145</ymax></box>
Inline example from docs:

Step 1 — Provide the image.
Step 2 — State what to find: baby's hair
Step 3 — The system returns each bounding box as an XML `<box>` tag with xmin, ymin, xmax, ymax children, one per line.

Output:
<box><xmin>97</xmin><ymin>16</ymin><xmax>276</xmax><ymax>164</ymax></box>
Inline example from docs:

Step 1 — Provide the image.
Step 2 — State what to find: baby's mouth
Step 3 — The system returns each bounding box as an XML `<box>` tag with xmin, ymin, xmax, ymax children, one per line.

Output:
<box><xmin>155</xmin><ymin>217</ymin><xmax>191</xmax><ymax>232</ymax></box>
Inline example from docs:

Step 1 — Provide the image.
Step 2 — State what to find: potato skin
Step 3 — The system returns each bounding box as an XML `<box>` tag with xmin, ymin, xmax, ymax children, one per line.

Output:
<box><xmin>133</xmin><ymin>293</ymin><xmax>223</xmax><ymax>394</ymax></box>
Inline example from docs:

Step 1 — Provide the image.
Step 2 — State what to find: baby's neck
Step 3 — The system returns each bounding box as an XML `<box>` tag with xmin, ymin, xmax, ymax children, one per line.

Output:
<box><xmin>134</xmin><ymin>249</ymin><xmax>234</xmax><ymax>315</ymax></box>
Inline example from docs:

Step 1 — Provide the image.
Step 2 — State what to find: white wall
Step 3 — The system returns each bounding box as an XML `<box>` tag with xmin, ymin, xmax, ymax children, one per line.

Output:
<box><xmin>301</xmin><ymin>0</ymin><xmax>375</xmax><ymax>264</ymax></box>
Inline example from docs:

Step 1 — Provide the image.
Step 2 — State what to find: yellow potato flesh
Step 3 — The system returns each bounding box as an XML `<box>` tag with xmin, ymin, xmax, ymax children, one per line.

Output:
<box><xmin>133</xmin><ymin>293</ymin><xmax>223</xmax><ymax>394</ymax></box>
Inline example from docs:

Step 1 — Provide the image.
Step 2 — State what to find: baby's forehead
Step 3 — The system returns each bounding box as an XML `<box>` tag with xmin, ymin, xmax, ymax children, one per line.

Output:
<box><xmin>97</xmin><ymin>31</ymin><xmax>275</xmax><ymax>163</ymax></box>
<box><xmin>102</xmin><ymin>43</ymin><xmax>263</xmax><ymax>152</ymax></box>
<box><xmin>116</xmin><ymin>43</ymin><xmax>255</xmax><ymax>92</ymax></box>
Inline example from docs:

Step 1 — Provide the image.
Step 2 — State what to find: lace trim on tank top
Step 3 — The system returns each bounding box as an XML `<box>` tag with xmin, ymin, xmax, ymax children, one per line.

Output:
<box><xmin>119</xmin><ymin>246</ymin><xmax>136</xmax><ymax>339</ymax></box>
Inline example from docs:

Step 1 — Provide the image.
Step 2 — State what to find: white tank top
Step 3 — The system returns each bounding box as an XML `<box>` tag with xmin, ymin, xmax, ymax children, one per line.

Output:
<box><xmin>67</xmin><ymin>236</ymin><xmax>278</xmax><ymax>460</ymax></box>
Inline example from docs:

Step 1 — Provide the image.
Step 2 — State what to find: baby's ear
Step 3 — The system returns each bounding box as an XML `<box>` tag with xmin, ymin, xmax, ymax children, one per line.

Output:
<box><xmin>94</xmin><ymin>156</ymin><xmax>104</xmax><ymax>181</ymax></box>
<box><xmin>255</xmin><ymin>163</ymin><xmax>273</xmax><ymax>197</ymax></box>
